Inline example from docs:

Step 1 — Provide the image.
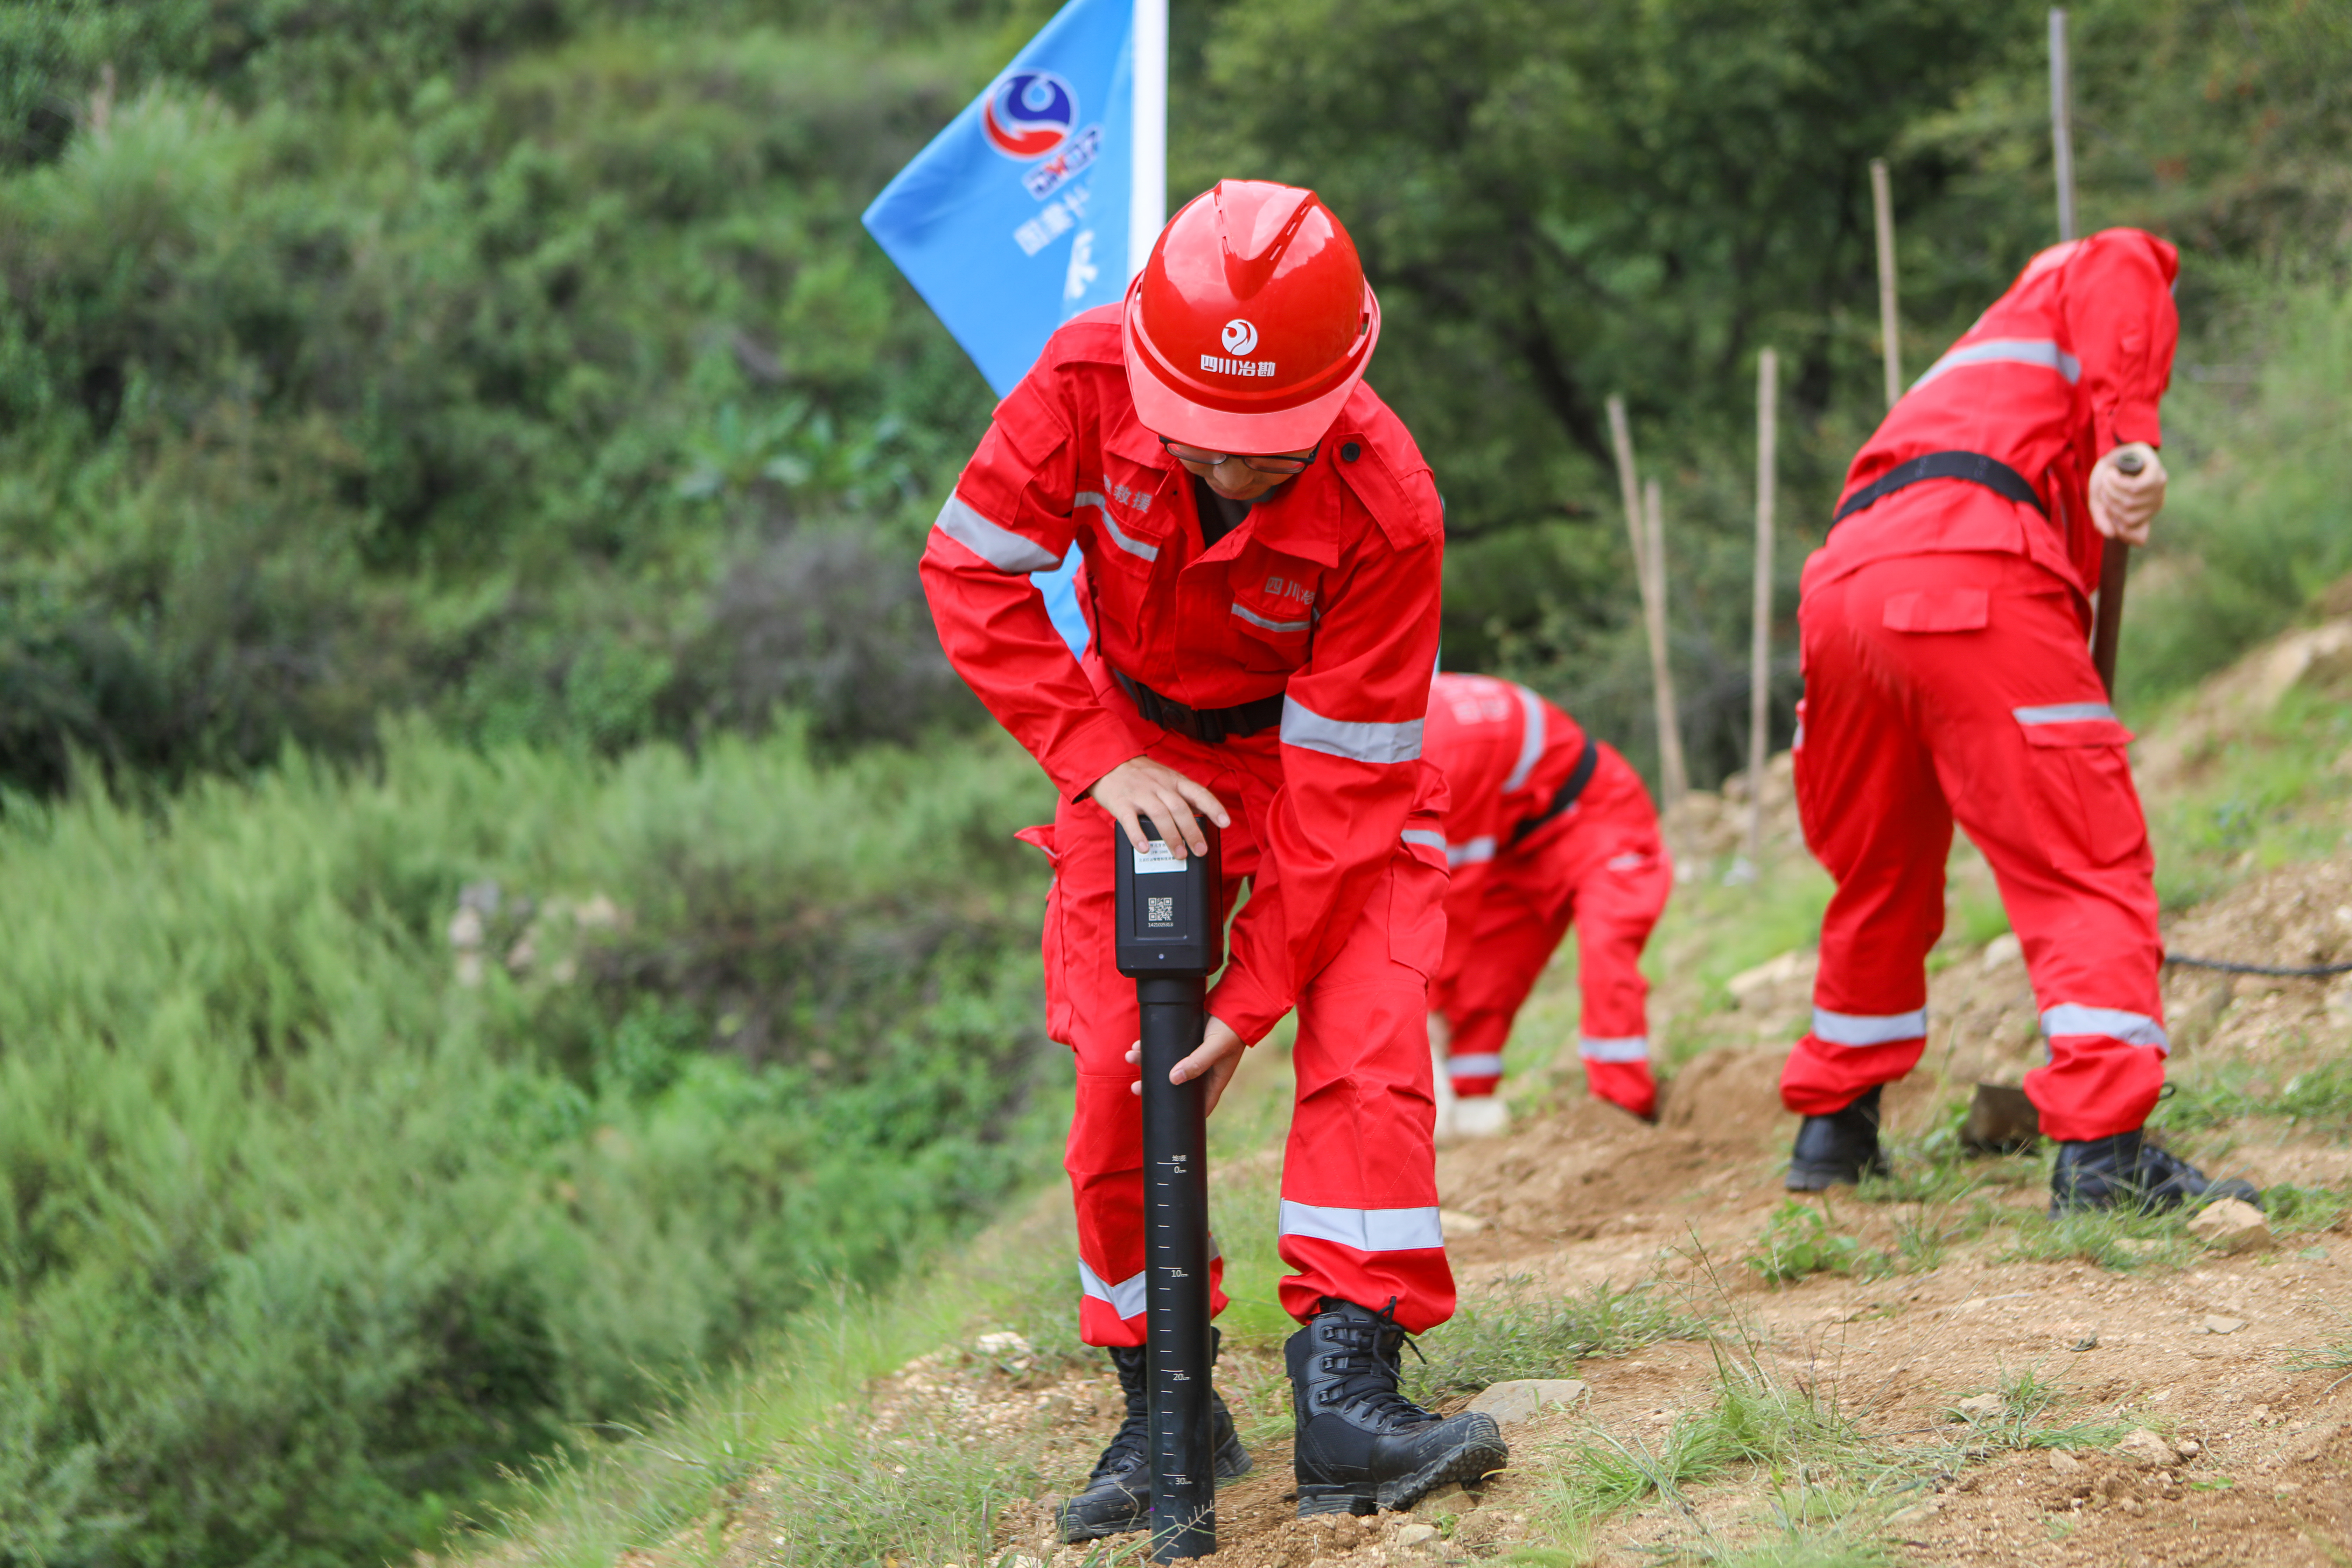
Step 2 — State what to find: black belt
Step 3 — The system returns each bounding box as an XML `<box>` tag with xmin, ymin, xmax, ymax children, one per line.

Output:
<box><xmin>1830</xmin><ymin>450</ymin><xmax>2046</xmax><ymax>528</ymax></box>
<box><xmin>1507</xmin><ymin>736</ymin><xmax>1600</xmax><ymax>847</ymax></box>
<box><xmin>1115</xmin><ymin>671</ymin><xmax>1284</xmax><ymax>744</ymax></box>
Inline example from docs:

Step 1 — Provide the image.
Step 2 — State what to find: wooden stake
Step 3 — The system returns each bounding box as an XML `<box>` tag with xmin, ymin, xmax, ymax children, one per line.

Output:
<box><xmin>1870</xmin><ymin>159</ymin><xmax>1901</xmax><ymax>410</ymax></box>
<box><xmin>1642</xmin><ymin>478</ymin><xmax>1688</xmax><ymax>807</ymax></box>
<box><xmin>1606</xmin><ymin>394</ymin><xmax>1650</xmax><ymax>606</ymax></box>
<box><xmin>1746</xmin><ymin>349</ymin><xmax>1778</xmax><ymax>872</ymax></box>
<box><xmin>2050</xmin><ymin>8</ymin><xmax>2077</xmax><ymax>242</ymax></box>
<box><xmin>1606</xmin><ymin>397</ymin><xmax>1684</xmax><ymax>805</ymax></box>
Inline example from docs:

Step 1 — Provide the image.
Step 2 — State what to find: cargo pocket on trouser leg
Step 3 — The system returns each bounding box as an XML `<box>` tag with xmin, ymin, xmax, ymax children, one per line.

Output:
<box><xmin>1388</xmin><ymin>818</ymin><xmax>1450</xmax><ymax>982</ymax></box>
<box><xmin>2011</xmin><ymin>709</ymin><xmax>2147</xmax><ymax>870</ymax></box>
<box><xmin>1017</xmin><ymin>824</ymin><xmax>1077</xmax><ymax>1048</ymax></box>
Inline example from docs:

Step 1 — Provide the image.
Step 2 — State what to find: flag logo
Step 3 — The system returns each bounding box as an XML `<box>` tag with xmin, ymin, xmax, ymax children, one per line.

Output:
<box><xmin>982</xmin><ymin>71</ymin><xmax>1079</xmax><ymax>160</ymax></box>
<box><xmin>1221</xmin><ymin>318</ymin><xmax>1259</xmax><ymax>356</ymax></box>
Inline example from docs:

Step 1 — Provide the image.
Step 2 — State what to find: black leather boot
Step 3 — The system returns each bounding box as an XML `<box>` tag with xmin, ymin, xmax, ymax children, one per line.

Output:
<box><xmin>1286</xmin><ymin>1298</ymin><xmax>1508</xmax><ymax>1517</ymax></box>
<box><xmin>1056</xmin><ymin>1337</ymin><xmax>1252</xmax><ymax>1543</ymax></box>
<box><xmin>1785</xmin><ymin>1083</ymin><xmax>1891</xmax><ymax>1191</ymax></box>
<box><xmin>2050</xmin><ymin>1130</ymin><xmax>2263</xmax><ymax>1217</ymax></box>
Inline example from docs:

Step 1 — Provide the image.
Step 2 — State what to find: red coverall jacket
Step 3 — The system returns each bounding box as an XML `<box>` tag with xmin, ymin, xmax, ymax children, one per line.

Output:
<box><xmin>919</xmin><ymin>302</ymin><xmax>1445</xmax><ymax>1049</ymax></box>
<box><xmin>1811</xmin><ymin>227</ymin><xmax>2179</xmax><ymax>605</ymax></box>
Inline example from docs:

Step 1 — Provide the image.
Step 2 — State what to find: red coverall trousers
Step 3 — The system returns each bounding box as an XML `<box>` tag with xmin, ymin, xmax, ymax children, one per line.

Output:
<box><xmin>1782</xmin><ymin>550</ymin><xmax>2167</xmax><ymax>1141</ymax></box>
<box><xmin>1429</xmin><ymin>748</ymin><xmax>1670</xmax><ymax>1120</ymax></box>
<box><xmin>1032</xmin><ymin>734</ymin><xmax>1456</xmax><ymax>1347</ymax></box>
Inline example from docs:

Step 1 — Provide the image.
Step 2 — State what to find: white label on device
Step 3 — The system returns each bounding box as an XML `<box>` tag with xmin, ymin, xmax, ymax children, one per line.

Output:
<box><xmin>1133</xmin><ymin>839</ymin><xmax>1187</xmax><ymax>874</ymax></box>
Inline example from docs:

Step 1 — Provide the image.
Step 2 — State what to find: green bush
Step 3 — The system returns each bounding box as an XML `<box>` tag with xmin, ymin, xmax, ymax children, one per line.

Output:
<box><xmin>0</xmin><ymin>720</ymin><xmax>1061</xmax><ymax>1567</ymax></box>
<box><xmin>0</xmin><ymin>23</ymin><xmax>999</xmax><ymax>793</ymax></box>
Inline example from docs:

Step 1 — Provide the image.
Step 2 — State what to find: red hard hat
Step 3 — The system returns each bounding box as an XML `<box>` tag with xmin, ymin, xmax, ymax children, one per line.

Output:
<box><xmin>1122</xmin><ymin>180</ymin><xmax>1381</xmax><ymax>454</ymax></box>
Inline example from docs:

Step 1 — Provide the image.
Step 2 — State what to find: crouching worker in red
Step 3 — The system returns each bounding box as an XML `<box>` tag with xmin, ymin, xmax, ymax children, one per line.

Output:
<box><xmin>922</xmin><ymin>182</ymin><xmax>1507</xmax><ymax>1540</ymax></box>
<box><xmin>1423</xmin><ymin>673</ymin><xmax>1670</xmax><ymax>1134</ymax></box>
<box><xmin>1780</xmin><ymin>227</ymin><xmax>2260</xmax><ymax>1218</ymax></box>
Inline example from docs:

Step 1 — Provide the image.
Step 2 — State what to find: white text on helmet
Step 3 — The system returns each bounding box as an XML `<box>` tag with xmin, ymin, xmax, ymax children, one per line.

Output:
<box><xmin>1199</xmin><ymin>355</ymin><xmax>1278</xmax><ymax>378</ymax></box>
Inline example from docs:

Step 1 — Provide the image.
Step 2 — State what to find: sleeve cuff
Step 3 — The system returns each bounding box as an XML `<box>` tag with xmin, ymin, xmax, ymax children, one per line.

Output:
<box><xmin>1044</xmin><ymin>710</ymin><xmax>1152</xmax><ymax>802</ymax></box>
<box><xmin>1206</xmin><ymin>968</ymin><xmax>1289</xmax><ymax>1047</ymax></box>
<box><xmin>2109</xmin><ymin>398</ymin><xmax>2163</xmax><ymax>450</ymax></box>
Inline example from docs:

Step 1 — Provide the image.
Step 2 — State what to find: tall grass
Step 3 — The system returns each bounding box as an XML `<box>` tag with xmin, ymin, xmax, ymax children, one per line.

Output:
<box><xmin>0</xmin><ymin>720</ymin><xmax>1060</xmax><ymax>1567</ymax></box>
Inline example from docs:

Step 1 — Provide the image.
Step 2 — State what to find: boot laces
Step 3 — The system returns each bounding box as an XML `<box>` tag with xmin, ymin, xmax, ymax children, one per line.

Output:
<box><xmin>1316</xmin><ymin>1298</ymin><xmax>1436</xmax><ymax>1426</ymax></box>
<box><xmin>1088</xmin><ymin>1407</ymin><xmax>1150</xmax><ymax>1482</ymax></box>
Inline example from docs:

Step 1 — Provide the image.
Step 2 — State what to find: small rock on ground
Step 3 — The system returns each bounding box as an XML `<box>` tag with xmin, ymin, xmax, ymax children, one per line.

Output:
<box><xmin>2116</xmin><ymin>1427</ymin><xmax>2179</xmax><ymax>1467</ymax></box>
<box><xmin>2190</xmin><ymin>1197</ymin><xmax>2274</xmax><ymax>1254</ymax></box>
<box><xmin>2203</xmin><ymin>1314</ymin><xmax>2249</xmax><ymax>1335</ymax></box>
<box><xmin>1466</xmin><ymin>1378</ymin><xmax>1589</xmax><ymax>1424</ymax></box>
<box><xmin>1954</xmin><ymin>1392</ymin><xmax>2004</xmax><ymax>1420</ymax></box>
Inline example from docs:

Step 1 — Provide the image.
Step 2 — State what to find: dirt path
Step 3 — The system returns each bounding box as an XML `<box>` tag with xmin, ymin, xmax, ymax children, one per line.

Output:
<box><xmin>942</xmin><ymin>1050</ymin><xmax>2352</xmax><ymax>1566</ymax></box>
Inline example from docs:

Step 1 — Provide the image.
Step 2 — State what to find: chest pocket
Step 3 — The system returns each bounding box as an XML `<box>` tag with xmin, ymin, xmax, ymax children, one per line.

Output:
<box><xmin>1225</xmin><ymin>551</ymin><xmax>1321</xmax><ymax>673</ymax></box>
<box><xmin>1075</xmin><ymin>475</ymin><xmax>1169</xmax><ymax>644</ymax></box>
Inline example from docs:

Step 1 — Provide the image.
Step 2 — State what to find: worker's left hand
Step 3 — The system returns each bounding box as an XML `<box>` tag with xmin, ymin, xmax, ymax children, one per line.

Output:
<box><xmin>2088</xmin><ymin>442</ymin><xmax>2167</xmax><ymax>546</ymax></box>
<box><xmin>1127</xmin><ymin>1015</ymin><xmax>1247</xmax><ymax>1115</ymax></box>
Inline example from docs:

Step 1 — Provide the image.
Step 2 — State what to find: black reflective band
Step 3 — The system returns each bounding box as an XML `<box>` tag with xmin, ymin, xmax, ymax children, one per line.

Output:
<box><xmin>1507</xmin><ymin>737</ymin><xmax>1600</xmax><ymax>847</ymax></box>
<box><xmin>1114</xmin><ymin>671</ymin><xmax>1284</xmax><ymax>745</ymax></box>
<box><xmin>1831</xmin><ymin>450</ymin><xmax>2047</xmax><ymax>528</ymax></box>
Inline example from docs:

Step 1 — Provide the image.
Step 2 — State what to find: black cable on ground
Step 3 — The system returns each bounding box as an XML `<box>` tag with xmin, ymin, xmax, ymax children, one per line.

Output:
<box><xmin>2163</xmin><ymin>953</ymin><xmax>2352</xmax><ymax>979</ymax></box>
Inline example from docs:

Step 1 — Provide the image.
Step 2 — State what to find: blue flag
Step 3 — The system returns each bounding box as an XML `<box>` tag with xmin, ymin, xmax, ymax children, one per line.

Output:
<box><xmin>864</xmin><ymin>0</ymin><xmax>1162</xmax><ymax>659</ymax></box>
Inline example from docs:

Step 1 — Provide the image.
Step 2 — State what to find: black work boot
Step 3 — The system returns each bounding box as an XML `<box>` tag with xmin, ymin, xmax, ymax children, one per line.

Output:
<box><xmin>1785</xmin><ymin>1083</ymin><xmax>1892</xmax><ymax>1191</ymax></box>
<box><xmin>1286</xmin><ymin>1298</ymin><xmax>1508</xmax><ymax>1517</ymax></box>
<box><xmin>1056</xmin><ymin>1337</ymin><xmax>1252</xmax><ymax>1544</ymax></box>
<box><xmin>2050</xmin><ymin>1130</ymin><xmax>2263</xmax><ymax>1218</ymax></box>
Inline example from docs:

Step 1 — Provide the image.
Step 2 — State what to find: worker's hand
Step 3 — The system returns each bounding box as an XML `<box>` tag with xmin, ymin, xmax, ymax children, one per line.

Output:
<box><xmin>1084</xmin><ymin>756</ymin><xmax>1229</xmax><ymax>858</ymax></box>
<box><xmin>2088</xmin><ymin>442</ymin><xmax>2167</xmax><ymax>547</ymax></box>
<box><xmin>1127</xmin><ymin>1016</ymin><xmax>1247</xmax><ymax>1115</ymax></box>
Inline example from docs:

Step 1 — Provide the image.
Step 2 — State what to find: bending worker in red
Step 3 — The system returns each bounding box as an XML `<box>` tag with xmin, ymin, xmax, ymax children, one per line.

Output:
<box><xmin>1422</xmin><ymin>672</ymin><xmax>1670</xmax><ymax>1132</ymax></box>
<box><xmin>922</xmin><ymin>181</ymin><xmax>1506</xmax><ymax>1539</ymax></box>
<box><xmin>1780</xmin><ymin>227</ymin><xmax>2259</xmax><ymax>1215</ymax></box>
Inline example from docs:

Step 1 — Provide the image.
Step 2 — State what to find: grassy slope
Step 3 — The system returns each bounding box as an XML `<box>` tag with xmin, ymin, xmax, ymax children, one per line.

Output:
<box><xmin>0</xmin><ymin>723</ymin><xmax>1062</xmax><ymax>1567</ymax></box>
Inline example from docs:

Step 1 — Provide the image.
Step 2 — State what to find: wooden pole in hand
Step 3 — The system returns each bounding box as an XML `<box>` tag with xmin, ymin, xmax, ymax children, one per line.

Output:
<box><xmin>1870</xmin><ymin>159</ymin><xmax>1901</xmax><ymax>410</ymax></box>
<box><xmin>1642</xmin><ymin>478</ymin><xmax>1689</xmax><ymax>807</ymax></box>
<box><xmin>1605</xmin><ymin>396</ymin><xmax>1685</xmax><ymax>807</ymax></box>
<box><xmin>1745</xmin><ymin>349</ymin><xmax>1778</xmax><ymax>872</ymax></box>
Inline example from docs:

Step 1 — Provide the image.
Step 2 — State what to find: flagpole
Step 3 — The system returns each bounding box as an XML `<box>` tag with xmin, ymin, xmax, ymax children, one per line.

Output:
<box><xmin>1129</xmin><ymin>0</ymin><xmax>1167</xmax><ymax>275</ymax></box>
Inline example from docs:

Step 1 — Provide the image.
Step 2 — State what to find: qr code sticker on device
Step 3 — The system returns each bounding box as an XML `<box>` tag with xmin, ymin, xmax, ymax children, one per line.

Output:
<box><xmin>1147</xmin><ymin>895</ymin><xmax>1174</xmax><ymax>926</ymax></box>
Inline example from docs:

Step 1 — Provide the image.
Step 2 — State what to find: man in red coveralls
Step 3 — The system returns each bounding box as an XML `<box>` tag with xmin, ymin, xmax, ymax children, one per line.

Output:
<box><xmin>1780</xmin><ymin>227</ymin><xmax>2260</xmax><ymax>1217</ymax></box>
<box><xmin>1422</xmin><ymin>673</ymin><xmax>1670</xmax><ymax>1133</ymax></box>
<box><xmin>921</xmin><ymin>181</ymin><xmax>1506</xmax><ymax>1539</ymax></box>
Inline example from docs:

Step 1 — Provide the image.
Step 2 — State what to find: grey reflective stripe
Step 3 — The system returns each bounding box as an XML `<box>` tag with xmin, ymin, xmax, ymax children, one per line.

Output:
<box><xmin>1579</xmin><ymin>1035</ymin><xmax>1650</xmax><ymax>1063</ymax></box>
<box><xmin>1811</xmin><ymin>1007</ymin><xmax>1928</xmax><ymax>1046</ymax></box>
<box><xmin>2014</xmin><ymin>702</ymin><xmax>2118</xmax><ymax>725</ymax></box>
<box><xmin>1447</xmin><ymin>1053</ymin><xmax>1505</xmax><ymax>1078</ymax></box>
<box><xmin>1232</xmin><ymin>602</ymin><xmax>1310</xmax><ymax>634</ymax></box>
<box><xmin>1076</xmin><ymin>491</ymin><xmax>1159</xmax><ymax>561</ymax></box>
<box><xmin>1792</xmin><ymin>721</ymin><xmax>1806</xmax><ymax>749</ymax></box>
<box><xmin>1280</xmin><ymin>696</ymin><xmax>1423</xmax><ymax>763</ymax></box>
<box><xmin>1447</xmin><ymin>836</ymin><xmax>1497</xmax><ymax>868</ymax></box>
<box><xmin>1400</xmin><ymin>828</ymin><xmax>1447</xmax><ymax>852</ymax></box>
<box><xmin>934</xmin><ymin>494</ymin><xmax>1060</xmax><ymax>573</ymax></box>
<box><xmin>1077</xmin><ymin>1258</ymin><xmax>1147</xmax><ymax>1319</ymax></box>
<box><xmin>1502</xmin><ymin>683</ymin><xmax>1547</xmax><ymax>792</ymax></box>
<box><xmin>1910</xmin><ymin>337</ymin><xmax>2083</xmax><ymax>393</ymax></box>
<box><xmin>2041</xmin><ymin>1004</ymin><xmax>2170</xmax><ymax>1051</ymax></box>
<box><xmin>1278</xmin><ymin>1200</ymin><xmax>1446</xmax><ymax>1252</ymax></box>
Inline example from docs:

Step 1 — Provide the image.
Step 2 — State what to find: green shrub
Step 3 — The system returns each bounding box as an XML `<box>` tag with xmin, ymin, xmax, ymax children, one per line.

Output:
<box><xmin>0</xmin><ymin>721</ymin><xmax>1061</xmax><ymax>1567</ymax></box>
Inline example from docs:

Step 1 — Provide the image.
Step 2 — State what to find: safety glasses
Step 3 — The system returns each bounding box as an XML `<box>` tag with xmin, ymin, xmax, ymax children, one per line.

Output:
<box><xmin>1156</xmin><ymin>436</ymin><xmax>1321</xmax><ymax>476</ymax></box>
